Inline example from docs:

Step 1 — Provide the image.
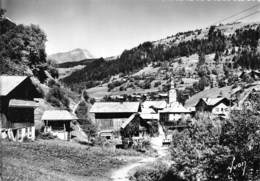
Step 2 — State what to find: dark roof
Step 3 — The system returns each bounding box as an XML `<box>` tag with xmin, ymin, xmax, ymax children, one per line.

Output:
<box><xmin>90</xmin><ymin>102</ymin><xmax>140</xmax><ymax>113</ymax></box>
<box><xmin>196</xmin><ymin>97</ymin><xmax>229</xmax><ymax>107</ymax></box>
<box><xmin>185</xmin><ymin>86</ymin><xmax>232</xmax><ymax>107</ymax></box>
<box><xmin>121</xmin><ymin>113</ymin><xmax>137</xmax><ymax>129</ymax></box>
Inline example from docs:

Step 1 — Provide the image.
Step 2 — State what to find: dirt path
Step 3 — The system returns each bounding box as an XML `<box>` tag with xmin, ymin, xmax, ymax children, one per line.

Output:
<box><xmin>110</xmin><ymin>124</ymin><xmax>169</xmax><ymax>181</ymax></box>
<box><xmin>111</xmin><ymin>157</ymin><xmax>156</xmax><ymax>181</ymax></box>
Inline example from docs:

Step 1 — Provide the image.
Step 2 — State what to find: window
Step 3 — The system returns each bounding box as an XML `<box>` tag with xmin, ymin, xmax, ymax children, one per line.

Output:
<box><xmin>160</xmin><ymin>113</ymin><xmax>169</xmax><ymax>122</ymax></box>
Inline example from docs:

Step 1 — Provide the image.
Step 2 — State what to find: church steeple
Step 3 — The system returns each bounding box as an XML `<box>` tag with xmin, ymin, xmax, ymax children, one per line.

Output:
<box><xmin>169</xmin><ymin>78</ymin><xmax>177</xmax><ymax>104</ymax></box>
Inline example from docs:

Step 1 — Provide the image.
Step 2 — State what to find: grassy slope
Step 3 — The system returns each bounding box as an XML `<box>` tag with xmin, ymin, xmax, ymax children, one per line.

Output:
<box><xmin>2</xmin><ymin>140</ymin><xmax>142</xmax><ymax>181</ymax></box>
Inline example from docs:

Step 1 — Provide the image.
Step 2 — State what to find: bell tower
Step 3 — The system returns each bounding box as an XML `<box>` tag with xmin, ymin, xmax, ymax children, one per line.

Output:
<box><xmin>169</xmin><ymin>78</ymin><xmax>177</xmax><ymax>104</ymax></box>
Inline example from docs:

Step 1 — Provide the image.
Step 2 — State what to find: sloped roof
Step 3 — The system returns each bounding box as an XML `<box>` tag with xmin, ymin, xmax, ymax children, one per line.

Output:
<box><xmin>201</xmin><ymin>97</ymin><xmax>226</xmax><ymax>106</ymax></box>
<box><xmin>9</xmin><ymin>99</ymin><xmax>39</xmax><ymax>108</ymax></box>
<box><xmin>141</xmin><ymin>107</ymin><xmax>156</xmax><ymax>114</ymax></box>
<box><xmin>90</xmin><ymin>102</ymin><xmax>140</xmax><ymax>113</ymax></box>
<box><xmin>0</xmin><ymin>76</ymin><xmax>27</xmax><ymax>96</ymax></box>
<box><xmin>121</xmin><ymin>113</ymin><xmax>137</xmax><ymax>129</ymax></box>
<box><xmin>160</xmin><ymin>102</ymin><xmax>190</xmax><ymax>113</ymax></box>
<box><xmin>41</xmin><ymin>110</ymin><xmax>78</xmax><ymax>121</ymax></box>
<box><xmin>142</xmin><ymin>101</ymin><xmax>167</xmax><ymax>109</ymax></box>
<box><xmin>185</xmin><ymin>86</ymin><xmax>232</xmax><ymax>107</ymax></box>
<box><xmin>140</xmin><ymin>113</ymin><xmax>159</xmax><ymax>120</ymax></box>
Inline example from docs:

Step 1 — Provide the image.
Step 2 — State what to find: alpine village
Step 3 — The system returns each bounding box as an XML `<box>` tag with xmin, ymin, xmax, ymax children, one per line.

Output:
<box><xmin>1</xmin><ymin>5</ymin><xmax>260</xmax><ymax>181</ymax></box>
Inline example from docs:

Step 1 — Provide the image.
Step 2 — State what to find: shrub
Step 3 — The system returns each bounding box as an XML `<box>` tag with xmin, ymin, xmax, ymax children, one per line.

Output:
<box><xmin>89</xmin><ymin>98</ymin><xmax>96</xmax><ymax>105</ymax></box>
<box><xmin>131</xmin><ymin>161</ymin><xmax>176</xmax><ymax>181</ymax></box>
<box><xmin>75</xmin><ymin>101</ymin><xmax>97</xmax><ymax>138</ymax></box>
<box><xmin>154</xmin><ymin>81</ymin><xmax>161</xmax><ymax>87</ymax></box>
<box><xmin>48</xmin><ymin>66</ymin><xmax>59</xmax><ymax>79</ymax></box>
<box><xmin>47</xmin><ymin>78</ymin><xmax>57</xmax><ymax>88</ymax></box>
<box><xmin>92</xmin><ymin>136</ymin><xmax>107</xmax><ymax>146</ymax></box>
<box><xmin>38</xmin><ymin>132</ymin><xmax>57</xmax><ymax>140</ymax></box>
<box><xmin>82</xmin><ymin>90</ymin><xmax>89</xmax><ymax>102</ymax></box>
<box><xmin>45</xmin><ymin>85</ymin><xmax>70</xmax><ymax>108</ymax></box>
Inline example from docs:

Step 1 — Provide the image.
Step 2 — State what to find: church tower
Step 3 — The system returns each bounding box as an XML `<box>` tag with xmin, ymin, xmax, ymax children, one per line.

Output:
<box><xmin>169</xmin><ymin>78</ymin><xmax>177</xmax><ymax>104</ymax></box>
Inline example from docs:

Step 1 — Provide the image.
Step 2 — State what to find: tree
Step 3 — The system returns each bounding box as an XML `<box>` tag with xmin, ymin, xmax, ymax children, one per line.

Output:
<box><xmin>170</xmin><ymin>113</ymin><xmax>228</xmax><ymax>180</ymax></box>
<box><xmin>82</xmin><ymin>90</ymin><xmax>89</xmax><ymax>102</ymax></box>
<box><xmin>75</xmin><ymin>101</ymin><xmax>97</xmax><ymax>138</ymax></box>
<box><xmin>89</xmin><ymin>98</ymin><xmax>96</xmax><ymax>105</ymax></box>
<box><xmin>198</xmin><ymin>76</ymin><xmax>210</xmax><ymax>91</ymax></box>
<box><xmin>45</xmin><ymin>84</ymin><xmax>70</xmax><ymax>109</ymax></box>
<box><xmin>0</xmin><ymin>9</ymin><xmax>6</xmax><ymax>18</ymax></box>
<box><xmin>214</xmin><ymin>51</ymin><xmax>220</xmax><ymax>63</ymax></box>
<box><xmin>0</xmin><ymin>12</ymin><xmax>50</xmax><ymax>82</ymax></box>
<box><xmin>197</xmin><ymin>65</ymin><xmax>210</xmax><ymax>77</ymax></box>
<box><xmin>169</xmin><ymin>107</ymin><xmax>260</xmax><ymax>181</ymax></box>
<box><xmin>198</xmin><ymin>52</ymin><xmax>206</xmax><ymax>66</ymax></box>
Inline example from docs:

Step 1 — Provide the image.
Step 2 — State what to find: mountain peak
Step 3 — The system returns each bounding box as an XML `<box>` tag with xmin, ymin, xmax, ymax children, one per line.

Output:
<box><xmin>48</xmin><ymin>48</ymin><xmax>94</xmax><ymax>64</ymax></box>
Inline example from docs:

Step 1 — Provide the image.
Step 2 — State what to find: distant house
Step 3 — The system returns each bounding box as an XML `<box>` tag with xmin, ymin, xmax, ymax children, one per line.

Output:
<box><xmin>41</xmin><ymin>110</ymin><xmax>78</xmax><ymax>141</ymax></box>
<box><xmin>195</xmin><ymin>97</ymin><xmax>230</xmax><ymax>118</ymax></box>
<box><xmin>185</xmin><ymin>86</ymin><xmax>232</xmax><ymax>112</ymax></box>
<box><xmin>90</xmin><ymin>102</ymin><xmax>141</xmax><ymax>139</ymax></box>
<box><xmin>0</xmin><ymin>76</ymin><xmax>42</xmax><ymax>141</ymax></box>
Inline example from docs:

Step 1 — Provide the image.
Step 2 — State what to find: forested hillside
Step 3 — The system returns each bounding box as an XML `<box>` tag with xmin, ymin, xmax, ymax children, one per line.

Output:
<box><xmin>0</xmin><ymin>9</ymin><xmax>79</xmax><ymax>109</ymax></box>
<box><xmin>0</xmin><ymin>10</ymin><xmax>58</xmax><ymax>82</ymax></box>
<box><xmin>62</xmin><ymin>22</ymin><xmax>260</xmax><ymax>93</ymax></box>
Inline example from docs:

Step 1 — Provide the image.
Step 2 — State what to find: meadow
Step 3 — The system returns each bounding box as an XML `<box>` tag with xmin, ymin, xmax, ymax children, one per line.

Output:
<box><xmin>1</xmin><ymin>140</ymin><xmax>142</xmax><ymax>181</ymax></box>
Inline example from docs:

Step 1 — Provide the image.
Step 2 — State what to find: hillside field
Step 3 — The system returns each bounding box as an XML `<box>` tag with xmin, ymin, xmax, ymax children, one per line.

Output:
<box><xmin>1</xmin><ymin>140</ymin><xmax>142</xmax><ymax>181</ymax></box>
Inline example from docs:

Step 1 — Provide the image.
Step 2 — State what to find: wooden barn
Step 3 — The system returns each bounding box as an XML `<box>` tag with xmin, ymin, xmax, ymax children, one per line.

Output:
<box><xmin>0</xmin><ymin>76</ymin><xmax>42</xmax><ymax>141</ymax></box>
<box><xmin>120</xmin><ymin>113</ymin><xmax>150</xmax><ymax>138</ymax></box>
<box><xmin>41</xmin><ymin>110</ymin><xmax>78</xmax><ymax>141</ymax></box>
<box><xmin>90</xmin><ymin>102</ymin><xmax>141</xmax><ymax>139</ymax></box>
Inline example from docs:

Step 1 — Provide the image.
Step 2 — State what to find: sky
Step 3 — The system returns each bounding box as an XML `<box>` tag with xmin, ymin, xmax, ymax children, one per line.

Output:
<box><xmin>2</xmin><ymin>0</ymin><xmax>260</xmax><ymax>58</ymax></box>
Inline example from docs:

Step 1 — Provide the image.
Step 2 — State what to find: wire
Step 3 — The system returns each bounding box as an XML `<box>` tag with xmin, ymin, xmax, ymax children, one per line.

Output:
<box><xmin>232</xmin><ymin>10</ymin><xmax>260</xmax><ymax>23</ymax></box>
<box><xmin>213</xmin><ymin>4</ymin><xmax>260</xmax><ymax>25</ymax></box>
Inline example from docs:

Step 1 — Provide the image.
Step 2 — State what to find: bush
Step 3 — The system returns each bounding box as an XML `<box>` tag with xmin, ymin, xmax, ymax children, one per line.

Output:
<box><xmin>37</xmin><ymin>132</ymin><xmax>57</xmax><ymax>140</ymax></box>
<box><xmin>131</xmin><ymin>161</ymin><xmax>178</xmax><ymax>181</ymax></box>
<box><xmin>154</xmin><ymin>81</ymin><xmax>161</xmax><ymax>87</ymax></box>
<box><xmin>82</xmin><ymin>90</ymin><xmax>89</xmax><ymax>102</ymax></box>
<box><xmin>48</xmin><ymin>66</ymin><xmax>59</xmax><ymax>79</ymax></box>
<box><xmin>92</xmin><ymin>136</ymin><xmax>107</xmax><ymax>146</ymax></box>
<box><xmin>89</xmin><ymin>98</ymin><xmax>96</xmax><ymax>105</ymax></box>
<box><xmin>75</xmin><ymin>101</ymin><xmax>97</xmax><ymax>138</ymax></box>
<box><xmin>45</xmin><ymin>85</ymin><xmax>70</xmax><ymax>108</ymax></box>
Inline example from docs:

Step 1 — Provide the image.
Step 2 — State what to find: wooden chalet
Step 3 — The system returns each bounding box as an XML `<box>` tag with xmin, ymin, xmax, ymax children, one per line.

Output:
<box><xmin>195</xmin><ymin>97</ymin><xmax>230</xmax><ymax>118</ymax></box>
<box><xmin>90</xmin><ymin>102</ymin><xmax>141</xmax><ymax>139</ymax></box>
<box><xmin>0</xmin><ymin>76</ymin><xmax>42</xmax><ymax>141</ymax></box>
<box><xmin>41</xmin><ymin>110</ymin><xmax>78</xmax><ymax>141</ymax></box>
